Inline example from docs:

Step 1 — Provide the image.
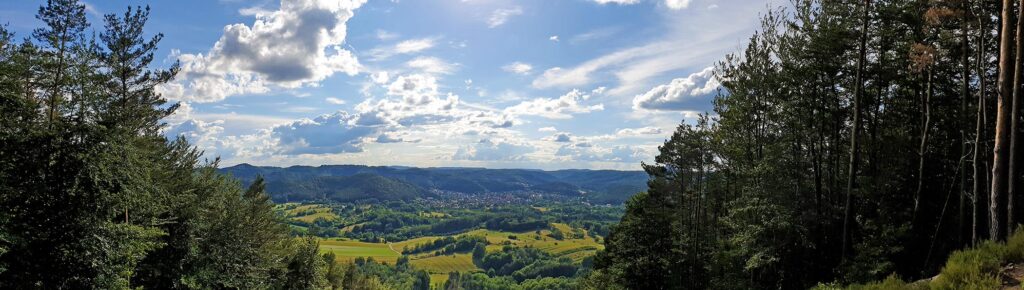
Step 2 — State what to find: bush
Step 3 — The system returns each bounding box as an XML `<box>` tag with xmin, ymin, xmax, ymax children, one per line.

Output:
<box><xmin>929</xmin><ymin>241</ymin><xmax>1004</xmax><ymax>290</ymax></box>
<box><xmin>819</xmin><ymin>230</ymin><xmax>1024</xmax><ymax>290</ymax></box>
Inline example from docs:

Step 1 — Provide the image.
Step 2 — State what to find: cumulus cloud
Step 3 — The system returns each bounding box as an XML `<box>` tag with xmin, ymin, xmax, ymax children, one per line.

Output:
<box><xmin>164</xmin><ymin>118</ymin><xmax>225</xmax><ymax>152</ymax></box>
<box><xmin>505</xmin><ymin>89</ymin><xmax>604</xmax><ymax>119</ymax></box>
<box><xmin>453</xmin><ymin>139</ymin><xmax>534</xmax><ymax>161</ymax></box>
<box><xmin>502</xmin><ymin>62</ymin><xmax>533</xmax><ymax>75</ymax></box>
<box><xmin>407</xmin><ymin>56</ymin><xmax>457</xmax><ymax>75</ymax></box>
<box><xmin>488</xmin><ymin>7</ymin><xmax>522</xmax><ymax>28</ymax></box>
<box><xmin>632</xmin><ymin>66</ymin><xmax>720</xmax><ymax>111</ymax></box>
<box><xmin>159</xmin><ymin>0</ymin><xmax>365</xmax><ymax>103</ymax></box>
<box><xmin>555</xmin><ymin>143</ymin><xmax>653</xmax><ymax>163</ymax></box>
<box><xmin>549</xmin><ymin>35</ymin><xmax>559</xmax><ymax>42</ymax></box>
<box><xmin>370</xmin><ymin>71</ymin><xmax>391</xmax><ymax>84</ymax></box>
<box><xmin>272</xmin><ymin>112</ymin><xmax>374</xmax><ymax>155</ymax></box>
<box><xmin>385</xmin><ymin>74</ymin><xmax>442</xmax><ymax>106</ymax></box>
<box><xmin>538</xmin><ymin>127</ymin><xmax>557</xmax><ymax>132</ymax></box>
<box><xmin>545</xmin><ymin>132</ymin><xmax>573</xmax><ymax>143</ymax></box>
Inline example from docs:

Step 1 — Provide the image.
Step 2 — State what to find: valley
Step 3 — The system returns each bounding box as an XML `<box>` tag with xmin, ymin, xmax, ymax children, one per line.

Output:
<box><xmin>268</xmin><ymin>170</ymin><xmax>628</xmax><ymax>288</ymax></box>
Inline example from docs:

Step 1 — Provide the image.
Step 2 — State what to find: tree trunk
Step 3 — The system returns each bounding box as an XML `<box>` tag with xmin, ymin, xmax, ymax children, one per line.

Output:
<box><xmin>960</xmin><ymin>4</ymin><xmax>971</xmax><ymax>246</ymax></box>
<box><xmin>1009</xmin><ymin>0</ymin><xmax>1024</xmax><ymax>235</ymax></box>
<box><xmin>975</xmin><ymin>9</ymin><xmax>988</xmax><ymax>245</ymax></box>
<box><xmin>992</xmin><ymin>0</ymin><xmax>1015</xmax><ymax>241</ymax></box>
<box><xmin>842</xmin><ymin>0</ymin><xmax>870</xmax><ymax>262</ymax></box>
<box><xmin>916</xmin><ymin>70</ymin><xmax>933</xmax><ymax>218</ymax></box>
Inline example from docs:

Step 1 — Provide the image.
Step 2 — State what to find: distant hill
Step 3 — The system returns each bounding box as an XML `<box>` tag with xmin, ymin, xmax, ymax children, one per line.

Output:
<box><xmin>219</xmin><ymin>164</ymin><xmax>648</xmax><ymax>204</ymax></box>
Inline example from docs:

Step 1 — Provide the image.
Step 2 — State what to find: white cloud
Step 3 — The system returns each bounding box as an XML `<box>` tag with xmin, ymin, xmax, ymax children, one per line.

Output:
<box><xmin>538</xmin><ymin>127</ymin><xmax>557</xmax><ymax>132</ymax></box>
<box><xmin>376</xmin><ymin>133</ymin><xmax>417</xmax><ymax>143</ymax></box>
<box><xmin>502</xmin><ymin>62</ymin><xmax>533</xmax><ymax>75</ymax></box>
<box><xmin>164</xmin><ymin>118</ymin><xmax>225</xmax><ymax>154</ymax></box>
<box><xmin>545</xmin><ymin>132</ymin><xmax>574</xmax><ymax>143</ymax></box>
<box><xmin>591</xmin><ymin>86</ymin><xmax>607</xmax><ymax>95</ymax></box>
<box><xmin>633</xmin><ymin>66</ymin><xmax>720</xmax><ymax>111</ymax></box>
<box><xmin>531</xmin><ymin>2</ymin><xmax>761</xmax><ymax>95</ymax></box>
<box><xmin>488</xmin><ymin>7</ymin><xmax>523</xmax><ymax>28</ymax></box>
<box><xmin>616</xmin><ymin>126</ymin><xmax>663</xmax><ymax>136</ymax></box>
<box><xmin>549</xmin><ymin>35</ymin><xmax>559</xmax><ymax>42</ymax></box>
<box><xmin>370</xmin><ymin>71</ymin><xmax>391</xmax><ymax>84</ymax></box>
<box><xmin>369</xmin><ymin>37</ymin><xmax>437</xmax><ymax>60</ymax></box>
<box><xmin>505</xmin><ymin>89</ymin><xmax>604</xmax><ymax>119</ymax></box>
<box><xmin>407</xmin><ymin>56</ymin><xmax>458</xmax><ymax>75</ymax></box>
<box><xmin>326</xmin><ymin>97</ymin><xmax>346</xmax><ymax>105</ymax></box>
<box><xmin>592</xmin><ymin>0</ymin><xmax>641</xmax><ymax>5</ymax></box>
<box><xmin>272</xmin><ymin>112</ymin><xmax>374</xmax><ymax>155</ymax></box>
<box><xmin>385</xmin><ymin>74</ymin><xmax>442</xmax><ymax>106</ymax></box>
<box><xmin>665</xmin><ymin>0</ymin><xmax>692</xmax><ymax>10</ymax></box>
<box><xmin>555</xmin><ymin>143</ymin><xmax>653</xmax><ymax>163</ymax></box>
<box><xmin>395</xmin><ymin>38</ymin><xmax>436</xmax><ymax>54</ymax></box>
<box><xmin>453</xmin><ymin>139</ymin><xmax>534</xmax><ymax>161</ymax></box>
<box><xmin>160</xmin><ymin>0</ymin><xmax>366</xmax><ymax>103</ymax></box>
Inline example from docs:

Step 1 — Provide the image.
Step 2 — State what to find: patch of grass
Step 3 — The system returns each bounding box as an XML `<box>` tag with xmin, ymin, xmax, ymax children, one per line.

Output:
<box><xmin>822</xmin><ymin>230</ymin><xmax>1024</xmax><ymax>290</ymax></box>
<box><xmin>293</xmin><ymin>211</ymin><xmax>338</xmax><ymax>223</ymax></box>
<box><xmin>813</xmin><ymin>275</ymin><xmax>928</xmax><ymax>290</ymax></box>
<box><xmin>393</xmin><ymin>236</ymin><xmax>441</xmax><ymax>253</ymax></box>
<box><xmin>929</xmin><ymin>240</ymin><xmax>1005</xmax><ymax>290</ymax></box>
<box><xmin>409</xmin><ymin>253</ymin><xmax>479</xmax><ymax>274</ymax></box>
<box><xmin>319</xmin><ymin>239</ymin><xmax>400</xmax><ymax>264</ymax></box>
<box><xmin>429</xmin><ymin>274</ymin><xmax>450</xmax><ymax>289</ymax></box>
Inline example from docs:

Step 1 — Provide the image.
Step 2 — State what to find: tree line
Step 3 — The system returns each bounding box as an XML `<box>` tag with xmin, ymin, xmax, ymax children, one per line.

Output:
<box><xmin>0</xmin><ymin>1</ymin><xmax>378</xmax><ymax>289</ymax></box>
<box><xmin>592</xmin><ymin>0</ymin><xmax>1024</xmax><ymax>289</ymax></box>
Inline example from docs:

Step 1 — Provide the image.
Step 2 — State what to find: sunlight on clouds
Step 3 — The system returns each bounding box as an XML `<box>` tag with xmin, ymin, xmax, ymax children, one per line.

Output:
<box><xmin>505</xmin><ymin>89</ymin><xmax>604</xmax><ymax>119</ymax></box>
<box><xmin>632</xmin><ymin>66</ymin><xmax>720</xmax><ymax>111</ymax></box>
<box><xmin>159</xmin><ymin>0</ymin><xmax>365</xmax><ymax>103</ymax></box>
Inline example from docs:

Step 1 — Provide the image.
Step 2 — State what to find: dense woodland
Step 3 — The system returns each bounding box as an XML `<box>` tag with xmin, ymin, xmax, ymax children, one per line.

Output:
<box><xmin>0</xmin><ymin>1</ymin><xmax>398</xmax><ymax>289</ymax></box>
<box><xmin>591</xmin><ymin>0</ymin><xmax>1024</xmax><ymax>289</ymax></box>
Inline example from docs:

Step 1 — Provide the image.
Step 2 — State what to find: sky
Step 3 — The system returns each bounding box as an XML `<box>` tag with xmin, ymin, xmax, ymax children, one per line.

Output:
<box><xmin>1</xmin><ymin>0</ymin><xmax>772</xmax><ymax>170</ymax></box>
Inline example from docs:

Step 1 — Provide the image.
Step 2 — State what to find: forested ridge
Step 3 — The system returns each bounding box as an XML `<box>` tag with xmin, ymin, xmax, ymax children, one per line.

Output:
<box><xmin>218</xmin><ymin>164</ymin><xmax>647</xmax><ymax>204</ymax></box>
<box><xmin>590</xmin><ymin>0</ymin><xmax>1024</xmax><ymax>289</ymax></box>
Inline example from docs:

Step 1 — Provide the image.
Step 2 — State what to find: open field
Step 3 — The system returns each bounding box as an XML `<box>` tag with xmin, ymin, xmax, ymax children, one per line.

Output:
<box><xmin>458</xmin><ymin>226</ymin><xmax>603</xmax><ymax>261</ymax></box>
<box><xmin>319</xmin><ymin>224</ymin><xmax>598</xmax><ymax>266</ymax></box>
<box><xmin>409</xmin><ymin>253</ymin><xmax>478</xmax><ymax>273</ymax></box>
<box><xmin>277</xmin><ymin>203</ymin><xmax>340</xmax><ymax>223</ymax></box>
<box><xmin>319</xmin><ymin>239</ymin><xmax>401</xmax><ymax>264</ymax></box>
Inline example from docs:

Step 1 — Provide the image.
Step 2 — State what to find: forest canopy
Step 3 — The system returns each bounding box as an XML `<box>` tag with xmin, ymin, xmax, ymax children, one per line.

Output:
<box><xmin>591</xmin><ymin>0</ymin><xmax>1024</xmax><ymax>289</ymax></box>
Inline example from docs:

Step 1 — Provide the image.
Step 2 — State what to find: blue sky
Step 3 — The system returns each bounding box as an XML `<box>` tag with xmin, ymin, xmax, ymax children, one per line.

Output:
<box><xmin>1</xmin><ymin>0</ymin><xmax>770</xmax><ymax>170</ymax></box>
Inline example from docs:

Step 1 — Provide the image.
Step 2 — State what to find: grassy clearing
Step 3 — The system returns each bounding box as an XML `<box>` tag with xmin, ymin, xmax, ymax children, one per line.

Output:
<box><xmin>429</xmin><ymin>274</ymin><xmax>449</xmax><ymax>289</ymax></box>
<box><xmin>319</xmin><ymin>239</ymin><xmax>400</xmax><ymax>264</ymax></box>
<box><xmin>460</xmin><ymin>225</ymin><xmax>603</xmax><ymax>262</ymax></box>
<box><xmin>410</xmin><ymin>253</ymin><xmax>478</xmax><ymax>274</ymax></box>
<box><xmin>318</xmin><ymin>223</ymin><xmax>602</xmax><ymax>275</ymax></box>
<box><xmin>393</xmin><ymin>236</ymin><xmax>441</xmax><ymax>254</ymax></box>
<box><xmin>293</xmin><ymin>211</ymin><xmax>337</xmax><ymax>223</ymax></box>
<box><xmin>815</xmin><ymin>230</ymin><xmax>1024</xmax><ymax>290</ymax></box>
<box><xmin>278</xmin><ymin>203</ymin><xmax>339</xmax><ymax>223</ymax></box>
